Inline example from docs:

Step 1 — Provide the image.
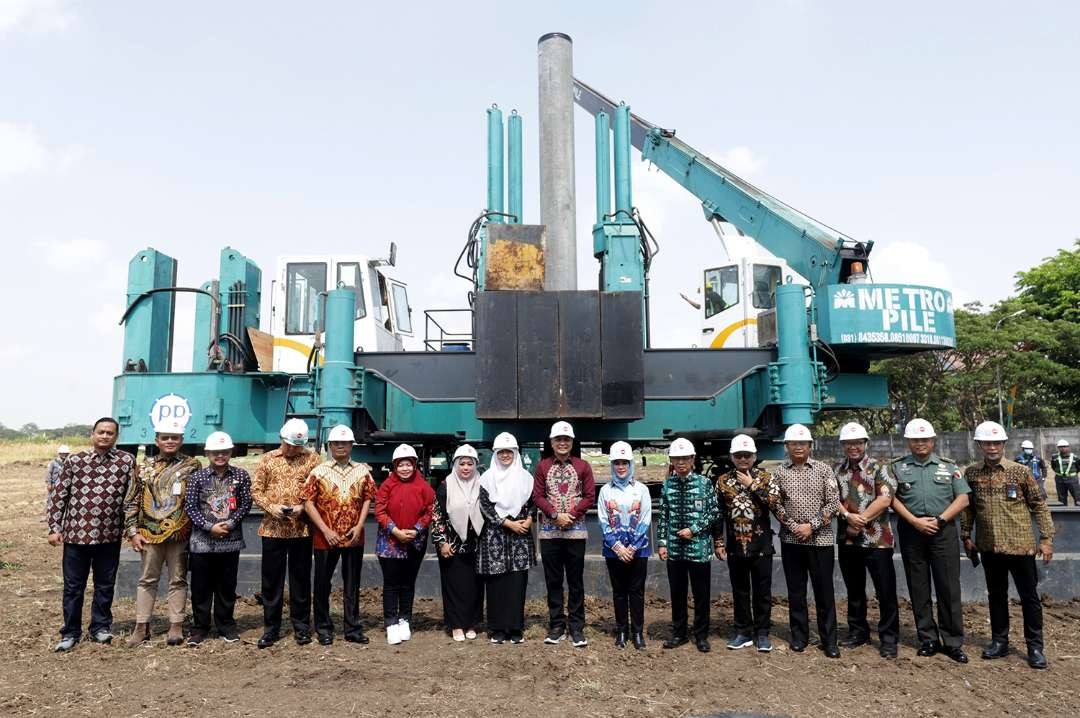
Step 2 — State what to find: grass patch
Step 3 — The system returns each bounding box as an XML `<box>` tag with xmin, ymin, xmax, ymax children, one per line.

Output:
<box><xmin>0</xmin><ymin>439</ymin><xmax>89</xmax><ymax>465</ymax></box>
<box><xmin>0</xmin><ymin>560</ymin><xmax>24</xmax><ymax>571</ymax></box>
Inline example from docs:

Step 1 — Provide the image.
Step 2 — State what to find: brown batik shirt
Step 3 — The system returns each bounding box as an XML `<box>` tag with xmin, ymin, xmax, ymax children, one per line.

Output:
<box><xmin>251</xmin><ymin>448</ymin><xmax>321</xmax><ymax>538</ymax></box>
<box><xmin>961</xmin><ymin>458</ymin><xmax>1055</xmax><ymax>556</ymax></box>
<box><xmin>48</xmin><ymin>448</ymin><xmax>136</xmax><ymax>544</ymax></box>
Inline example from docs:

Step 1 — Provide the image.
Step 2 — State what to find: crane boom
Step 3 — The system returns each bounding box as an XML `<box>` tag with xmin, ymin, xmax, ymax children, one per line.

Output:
<box><xmin>572</xmin><ymin>78</ymin><xmax>869</xmax><ymax>287</ymax></box>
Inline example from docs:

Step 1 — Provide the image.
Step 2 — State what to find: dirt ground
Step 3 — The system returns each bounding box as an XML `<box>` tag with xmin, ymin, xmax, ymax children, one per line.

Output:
<box><xmin>1</xmin><ymin>460</ymin><xmax>1077</xmax><ymax>718</ymax></box>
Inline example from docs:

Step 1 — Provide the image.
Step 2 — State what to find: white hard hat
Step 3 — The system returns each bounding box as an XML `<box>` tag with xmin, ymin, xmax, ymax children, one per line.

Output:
<box><xmin>839</xmin><ymin>422</ymin><xmax>869</xmax><ymax>442</ymax></box>
<box><xmin>973</xmin><ymin>421</ymin><xmax>1007</xmax><ymax>442</ymax></box>
<box><xmin>326</xmin><ymin>424</ymin><xmax>355</xmax><ymax>443</ymax></box>
<box><xmin>153</xmin><ymin>416</ymin><xmax>187</xmax><ymax>435</ymax></box>
<box><xmin>57</xmin><ymin>444</ymin><xmax>71</xmax><ymax>454</ymax></box>
<box><xmin>1058</xmin><ymin>439</ymin><xmax>1071</xmax><ymax>448</ymax></box>
<box><xmin>903</xmin><ymin>418</ymin><xmax>936</xmax><ymax>439</ymax></box>
<box><xmin>280</xmin><ymin>418</ymin><xmax>309</xmax><ymax>446</ymax></box>
<box><xmin>1020</xmin><ymin>440</ymin><xmax>1034</xmax><ymax>449</ymax></box>
<box><xmin>609</xmin><ymin>441</ymin><xmax>633</xmax><ymax>461</ymax></box>
<box><xmin>204</xmin><ymin>431</ymin><xmax>235</xmax><ymax>451</ymax></box>
<box><xmin>783</xmin><ymin>424</ymin><xmax>813</xmax><ymax>443</ymax></box>
<box><xmin>492</xmin><ymin>432</ymin><xmax>519</xmax><ymax>451</ymax></box>
<box><xmin>667</xmin><ymin>437</ymin><xmax>695</xmax><ymax>457</ymax></box>
<box><xmin>730</xmin><ymin>434</ymin><xmax>757</xmax><ymax>453</ymax></box>
<box><xmin>392</xmin><ymin>444</ymin><xmax>418</xmax><ymax>462</ymax></box>
<box><xmin>453</xmin><ymin>444</ymin><xmax>479</xmax><ymax>460</ymax></box>
<box><xmin>549</xmin><ymin>421</ymin><xmax>575</xmax><ymax>439</ymax></box>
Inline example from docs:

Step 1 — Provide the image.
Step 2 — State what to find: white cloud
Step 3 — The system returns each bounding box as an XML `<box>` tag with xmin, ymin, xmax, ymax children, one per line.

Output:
<box><xmin>714</xmin><ymin>145</ymin><xmax>765</xmax><ymax>178</ymax></box>
<box><xmin>870</xmin><ymin>239</ymin><xmax>973</xmax><ymax>306</ymax></box>
<box><xmin>0</xmin><ymin>0</ymin><xmax>77</xmax><ymax>35</ymax></box>
<box><xmin>37</xmin><ymin>237</ymin><xmax>107</xmax><ymax>271</ymax></box>
<box><xmin>0</xmin><ymin>121</ymin><xmax>83</xmax><ymax>178</ymax></box>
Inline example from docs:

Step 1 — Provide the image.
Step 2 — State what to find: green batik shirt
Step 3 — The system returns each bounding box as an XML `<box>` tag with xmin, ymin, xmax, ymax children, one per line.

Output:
<box><xmin>656</xmin><ymin>471</ymin><xmax>718</xmax><ymax>562</ymax></box>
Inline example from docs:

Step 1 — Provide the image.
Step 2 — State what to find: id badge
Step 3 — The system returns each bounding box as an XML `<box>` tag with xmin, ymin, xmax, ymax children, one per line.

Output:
<box><xmin>228</xmin><ymin>495</ymin><xmax>237</xmax><ymax>510</ymax></box>
<box><xmin>1005</xmin><ymin>484</ymin><xmax>1019</xmax><ymax>501</ymax></box>
<box><xmin>171</xmin><ymin>481</ymin><xmax>182</xmax><ymax>496</ymax></box>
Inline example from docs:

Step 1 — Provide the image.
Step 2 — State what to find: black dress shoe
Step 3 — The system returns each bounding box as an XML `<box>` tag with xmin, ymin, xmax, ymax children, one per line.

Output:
<box><xmin>981</xmin><ymin>639</ymin><xmax>1009</xmax><ymax>659</ymax></box>
<box><xmin>789</xmin><ymin>641</ymin><xmax>807</xmax><ymax>653</ymax></box>
<box><xmin>632</xmin><ymin>632</ymin><xmax>646</xmax><ymax>650</ymax></box>
<box><xmin>294</xmin><ymin>632</ymin><xmax>312</xmax><ymax>646</ymax></box>
<box><xmin>317</xmin><ymin>634</ymin><xmax>333</xmax><ymax>646</ymax></box>
<box><xmin>663</xmin><ymin>635</ymin><xmax>689</xmax><ymax>649</ymax></box>
<box><xmin>1027</xmin><ymin>647</ymin><xmax>1048</xmax><ymax>669</ymax></box>
<box><xmin>880</xmin><ymin>643</ymin><xmax>898</xmax><ymax>659</ymax></box>
<box><xmin>614</xmin><ymin>630</ymin><xmax>627</xmax><ymax>649</ymax></box>
<box><xmin>257</xmin><ymin>632</ymin><xmax>279</xmax><ymax>649</ymax></box>
<box><xmin>839</xmin><ymin>634</ymin><xmax>870</xmax><ymax>649</ymax></box>
<box><xmin>695</xmin><ymin>637</ymin><xmax>711</xmax><ymax>653</ymax></box>
<box><xmin>943</xmin><ymin>647</ymin><xmax>969</xmax><ymax>664</ymax></box>
<box><xmin>916</xmin><ymin>640</ymin><xmax>940</xmax><ymax>657</ymax></box>
<box><xmin>345</xmin><ymin>633</ymin><xmax>370</xmax><ymax>645</ymax></box>
<box><xmin>823</xmin><ymin>645</ymin><xmax>841</xmax><ymax>659</ymax></box>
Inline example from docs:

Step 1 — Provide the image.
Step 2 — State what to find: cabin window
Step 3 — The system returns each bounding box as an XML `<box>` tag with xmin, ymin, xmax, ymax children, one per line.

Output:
<box><xmin>285</xmin><ymin>262</ymin><xmax>326</xmax><ymax>335</ymax></box>
<box><xmin>752</xmin><ymin>264</ymin><xmax>782</xmax><ymax>309</ymax></box>
<box><xmin>703</xmin><ymin>266</ymin><xmax>739</xmax><ymax>318</ymax></box>
<box><xmin>391</xmin><ymin>282</ymin><xmax>413</xmax><ymax>334</ymax></box>
<box><xmin>336</xmin><ymin>263</ymin><xmax>368</xmax><ymax>319</ymax></box>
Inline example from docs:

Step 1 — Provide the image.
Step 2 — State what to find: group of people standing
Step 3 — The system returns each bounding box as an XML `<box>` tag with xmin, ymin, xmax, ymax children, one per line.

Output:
<box><xmin>45</xmin><ymin>415</ymin><xmax>1059</xmax><ymax>670</ymax></box>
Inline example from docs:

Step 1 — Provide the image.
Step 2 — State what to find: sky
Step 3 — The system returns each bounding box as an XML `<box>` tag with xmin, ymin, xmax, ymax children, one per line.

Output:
<box><xmin>2</xmin><ymin>1</ymin><xmax>1078</xmax><ymax>427</ymax></box>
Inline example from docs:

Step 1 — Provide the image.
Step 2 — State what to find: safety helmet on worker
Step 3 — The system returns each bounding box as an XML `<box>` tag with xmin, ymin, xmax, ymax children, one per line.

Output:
<box><xmin>153</xmin><ymin>416</ymin><xmax>187</xmax><ymax>435</ymax></box>
<box><xmin>326</xmin><ymin>424</ymin><xmax>355</xmax><ymax>444</ymax></box>
<box><xmin>973</xmin><ymin>421</ymin><xmax>1007</xmax><ymax>442</ymax></box>
<box><xmin>492</xmin><ymin>432</ymin><xmax>519</xmax><ymax>451</ymax></box>
<box><xmin>57</xmin><ymin>444</ymin><xmax>71</xmax><ymax>455</ymax></box>
<box><xmin>609</xmin><ymin>441</ymin><xmax>633</xmax><ymax>462</ymax></box>
<box><xmin>453</xmin><ymin>444</ymin><xmax>479</xmax><ymax>461</ymax></box>
<box><xmin>392</xmin><ymin>444</ymin><xmax>418</xmax><ymax>463</ymax></box>
<box><xmin>1020</xmin><ymin>439</ymin><xmax>1034</xmax><ymax>450</ymax></box>
<box><xmin>783</xmin><ymin>424</ymin><xmax>813</xmax><ymax>443</ymax></box>
<box><xmin>668</xmin><ymin>438</ymin><xmax>695</xmax><ymax>457</ymax></box>
<box><xmin>550</xmin><ymin>421</ymin><xmax>575</xmax><ymax>439</ymax></box>
<box><xmin>1058</xmin><ymin>439</ymin><xmax>1071</xmax><ymax>448</ymax></box>
<box><xmin>730</xmin><ymin>434</ymin><xmax>757</xmax><ymax>454</ymax></box>
<box><xmin>204</xmin><ymin>431</ymin><xmax>235</xmax><ymax>451</ymax></box>
<box><xmin>280</xmin><ymin>418</ymin><xmax>309</xmax><ymax>446</ymax></box>
<box><xmin>839</xmin><ymin>422</ymin><xmax>869</xmax><ymax>442</ymax></box>
<box><xmin>903</xmin><ymin>418</ymin><xmax>936</xmax><ymax>439</ymax></box>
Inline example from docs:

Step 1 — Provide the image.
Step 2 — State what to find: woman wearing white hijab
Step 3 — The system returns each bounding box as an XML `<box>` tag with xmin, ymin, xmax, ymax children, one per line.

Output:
<box><xmin>476</xmin><ymin>432</ymin><xmax>536</xmax><ymax>644</ymax></box>
<box><xmin>431</xmin><ymin>444</ymin><xmax>486</xmax><ymax>641</ymax></box>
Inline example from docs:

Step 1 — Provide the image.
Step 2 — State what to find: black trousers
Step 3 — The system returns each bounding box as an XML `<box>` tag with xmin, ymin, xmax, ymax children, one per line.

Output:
<box><xmin>982</xmin><ymin>552</ymin><xmax>1044</xmax><ymax>651</ymax></box>
<box><xmin>314</xmin><ymin>546</ymin><xmax>364</xmax><ymax>639</ymax></box>
<box><xmin>61</xmin><ymin>542</ymin><xmax>120</xmax><ymax>640</ymax></box>
<box><xmin>189</xmin><ymin>551</ymin><xmax>239</xmax><ymax>633</ymax></box>
<box><xmin>378</xmin><ymin>547</ymin><xmax>425</xmax><ymax>627</ymax></box>
<box><xmin>439</xmin><ymin>550</ymin><xmax>483</xmax><ymax>630</ymax></box>
<box><xmin>838</xmin><ymin>545</ymin><xmax>900</xmax><ymax>646</ymax></box>
<box><xmin>898</xmin><ymin>520</ymin><xmax>964</xmax><ymax>648</ymax></box>
<box><xmin>540</xmin><ymin>538</ymin><xmax>586</xmax><ymax>634</ymax></box>
<box><xmin>728</xmin><ymin>554</ymin><xmax>773</xmax><ymax>636</ymax></box>
<box><xmin>485</xmin><ymin>569</ymin><xmax>528</xmax><ymax>634</ymax></box>
<box><xmin>666</xmin><ymin>559</ymin><xmax>711</xmax><ymax>639</ymax></box>
<box><xmin>605</xmin><ymin>556</ymin><xmax>648</xmax><ymax>631</ymax></box>
<box><xmin>781</xmin><ymin>543</ymin><xmax>838</xmax><ymax>648</ymax></box>
<box><xmin>1056</xmin><ymin>477</ymin><xmax>1080</xmax><ymax>506</ymax></box>
<box><xmin>261</xmin><ymin>536</ymin><xmax>313</xmax><ymax>634</ymax></box>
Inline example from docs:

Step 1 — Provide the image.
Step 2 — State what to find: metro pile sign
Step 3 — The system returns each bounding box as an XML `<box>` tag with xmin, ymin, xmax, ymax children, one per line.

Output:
<box><xmin>818</xmin><ymin>284</ymin><xmax>956</xmax><ymax>349</ymax></box>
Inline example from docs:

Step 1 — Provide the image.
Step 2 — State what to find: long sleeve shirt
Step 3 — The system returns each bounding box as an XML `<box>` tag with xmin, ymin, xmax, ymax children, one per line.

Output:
<box><xmin>123</xmin><ymin>453</ymin><xmax>201</xmax><ymax>543</ymax></box>
<box><xmin>596</xmin><ymin>479</ymin><xmax>652</xmax><ymax>558</ymax></box>
<box><xmin>47</xmin><ymin>448</ymin><xmax>135</xmax><ymax>544</ymax></box>
<box><xmin>183</xmin><ymin>465</ymin><xmax>252</xmax><ymax>553</ymax></box>
<box><xmin>656</xmin><ymin>471</ymin><xmax>718</xmax><ymax>562</ymax></box>
<box><xmin>475</xmin><ymin>488</ymin><xmax>536</xmax><ymax>575</ymax></box>
<box><xmin>250</xmin><ymin>448</ymin><xmax>321</xmax><ymax>538</ymax></box>
<box><xmin>431</xmin><ymin>482</ymin><xmax>480</xmax><ymax>555</ymax></box>
<box><xmin>960</xmin><ymin>459</ymin><xmax>1055</xmax><ymax>555</ymax></box>
<box><xmin>713</xmin><ymin>467</ymin><xmax>779</xmax><ymax>558</ymax></box>
<box><xmin>833</xmin><ymin>456</ymin><xmax>896</xmax><ymax>549</ymax></box>
<box><xmin>374</xmin><ymin>474</ymin><xmax>435</xmax><ymax>558</ymax></box>
<box><xmin>532</xmin><ymin>456</ymin><xmax>596</xmax><ymax>540</ymax></box>
<box><xmin>772</xmin><ymin>458</ymin><xmax>841</xmax><ymax>547</ymax></box>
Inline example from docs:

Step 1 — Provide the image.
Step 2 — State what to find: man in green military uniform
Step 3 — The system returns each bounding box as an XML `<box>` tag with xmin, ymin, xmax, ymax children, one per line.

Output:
<box><xmin>889</xmin><ymin>418</ymin><xmax>970</xmax><ymax>663</ymax></box>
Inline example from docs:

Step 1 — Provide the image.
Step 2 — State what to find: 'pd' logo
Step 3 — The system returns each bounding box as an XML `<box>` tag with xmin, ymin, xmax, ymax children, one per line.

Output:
<box><xmin>150</xmin><ymin>393</ymin><xmax>192</xmax><ymax>427</ymax></box>
<box><xmin>833</xmin><ymin>289</ymin><xmax>856</xmax><ymax>309</ymax></box>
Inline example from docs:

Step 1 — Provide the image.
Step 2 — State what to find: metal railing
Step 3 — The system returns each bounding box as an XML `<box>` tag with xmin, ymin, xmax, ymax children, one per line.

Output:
<box><xmin>423</xmin><ymin>308</ymin><xmax>473</xmax><ymax>352</ymax></box>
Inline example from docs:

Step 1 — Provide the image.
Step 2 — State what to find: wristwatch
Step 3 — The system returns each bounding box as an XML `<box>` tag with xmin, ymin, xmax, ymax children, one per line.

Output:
<box><xmin>935</xmin><ymin>515</ymin><xmax>947</xmax><ymax>529</ymax></box>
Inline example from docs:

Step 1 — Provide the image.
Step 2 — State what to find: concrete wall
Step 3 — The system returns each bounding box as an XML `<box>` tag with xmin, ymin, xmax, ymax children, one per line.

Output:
<box><xmin>813</xmin><ymin>425</ymin><xmax>1080</xmax><ymax>464</ymax></box>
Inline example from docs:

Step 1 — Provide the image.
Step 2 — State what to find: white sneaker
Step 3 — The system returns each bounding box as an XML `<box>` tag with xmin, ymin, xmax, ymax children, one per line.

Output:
<box><xmin>398</xmin><ymin>618</ymin><xmax>411</xmax><ymax>641</ymax></box>
<box><xmin>386</xmin><ymin>623</ymin><xmax>402</xmax><ymax>645</ymax></box>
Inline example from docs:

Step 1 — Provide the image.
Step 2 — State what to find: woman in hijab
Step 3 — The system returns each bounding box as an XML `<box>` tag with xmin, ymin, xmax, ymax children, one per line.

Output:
<box><xmin>431</xmin><ymin>444</ymin><xmax>485</xmax><ymax>641</ymax></box>
<box><xmin>476</xmin><ymin>432</ymin><xmax>536</xmax><ymax>645</ymax></box>
<box><xmin>596</xmin><ymin>441</ymin><xmax>652</xmax><ymax>649</ymax></box>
